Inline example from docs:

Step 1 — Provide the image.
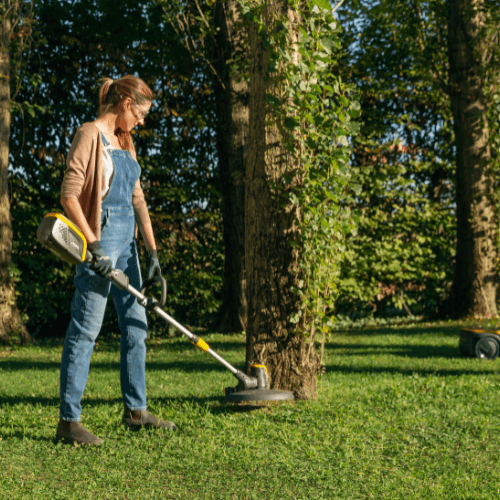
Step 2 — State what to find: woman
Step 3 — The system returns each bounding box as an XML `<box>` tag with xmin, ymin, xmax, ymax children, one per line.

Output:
<box><xmin>56</xmin><ymin>75</ymin><xmax>175</xmax><ymax>446</ymax></box>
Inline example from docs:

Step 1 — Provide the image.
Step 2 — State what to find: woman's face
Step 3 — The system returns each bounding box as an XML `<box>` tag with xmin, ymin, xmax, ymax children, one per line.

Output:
<box><xmin>117</xmin><ymin>98</ymin><xmax>151</xmax><ymax>132</ymax></box>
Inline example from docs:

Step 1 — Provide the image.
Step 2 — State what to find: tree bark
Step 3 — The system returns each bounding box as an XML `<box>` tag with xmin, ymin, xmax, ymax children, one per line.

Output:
<box><xmin>0</xmin><ymin>0</ymin><xmax>30</xmax><ymax>345</ymax></box>
<box><xmin>213</xmin><ymin>0</ymin><xmax>248</xmax><ymax>332</ymax></box>
<box><xmin>245</xmin><ymin>2</ymin><xmax>319</xmax><ymax>399</ymax></box>
<box><xmin>448</xmin><ymin>0</ymin><xmax>498</xmax><ymax>318</ymax></box>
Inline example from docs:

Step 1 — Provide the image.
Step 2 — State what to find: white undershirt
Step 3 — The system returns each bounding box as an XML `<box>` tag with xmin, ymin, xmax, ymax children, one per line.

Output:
<box><xmin>96</xmin><ymin>125</ymin><xmax>115</xmax><ymax>199</ymax></box>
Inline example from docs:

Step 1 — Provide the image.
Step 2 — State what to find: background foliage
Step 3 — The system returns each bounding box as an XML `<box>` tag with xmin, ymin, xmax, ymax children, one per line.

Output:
<box><xmin>8</xmin><ymin>0</ymin><xmax>500</xmax><ymax>340</ymax></box>
<box><xmin>334</xmin><ymin>0</ymin><xmax>457</xmax><ymax>323</ymax></box>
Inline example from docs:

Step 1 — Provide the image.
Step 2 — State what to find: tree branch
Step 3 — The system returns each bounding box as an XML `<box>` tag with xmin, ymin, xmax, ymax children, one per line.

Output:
<box><xmin>413</xmin><ymin>1</ymin><xmax>450</xmax><ymax>94</ymax></box>
<box><xmin>332</xmin><ymin>0</ymin><xmax>347</xmax><ymax>14</ymax></box>
<box><xmin>162</xmin><ymin>4</ymin><xmax>226</xmax><ymax>90</ymax></box>
<box><xmin>192</xmin><ymin>0</ymin><xmax>217</xmax><ymax>45</ymax></box>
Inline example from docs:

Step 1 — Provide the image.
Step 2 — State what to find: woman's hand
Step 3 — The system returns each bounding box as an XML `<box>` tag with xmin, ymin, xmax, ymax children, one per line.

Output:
<box><xmin>88</xmin><ymin>241</ymin><xmax>113</xmax><ymax>277</ymax></box>
<box><xmin>146</xmin><ymin>249</ymin><xmax>161</xmax><ymax>281</ymax></box>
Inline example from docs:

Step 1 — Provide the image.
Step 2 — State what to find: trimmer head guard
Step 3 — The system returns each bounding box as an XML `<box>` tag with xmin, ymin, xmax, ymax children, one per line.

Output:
<box><xmin>224</xmin><ymin>364</ymin><xmax>294</xmax><ymax>402</ymax></box>
<box><xmin>224</xmin><ymin>387</ymin><xmax>294</xmax><ymax>402</ymax></box>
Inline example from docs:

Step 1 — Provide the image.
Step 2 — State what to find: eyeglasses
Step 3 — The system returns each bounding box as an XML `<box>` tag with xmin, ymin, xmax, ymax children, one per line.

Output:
<box><xmin>132</xmin><ymin>105</ymin><xmax>149</xmax><ymax>120</ymax></box>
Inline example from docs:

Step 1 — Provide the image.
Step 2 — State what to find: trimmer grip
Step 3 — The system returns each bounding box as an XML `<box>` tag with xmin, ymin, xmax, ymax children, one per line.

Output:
<box><xmin>140</xmin><ymin>276</ymin><xmax>167</xmax><ymax>308</ymax></box>
<box><xmin>84</xmin><ymin>250</ymin><xmax>94</xmax><ymax>263</ymax></box>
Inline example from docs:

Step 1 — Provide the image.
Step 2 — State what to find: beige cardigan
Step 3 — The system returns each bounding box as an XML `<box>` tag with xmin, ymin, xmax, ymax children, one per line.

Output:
<box><xmin>60</xmin><ymin>122</ymin><xmax>148</xmax><ymax>241</ymax></box>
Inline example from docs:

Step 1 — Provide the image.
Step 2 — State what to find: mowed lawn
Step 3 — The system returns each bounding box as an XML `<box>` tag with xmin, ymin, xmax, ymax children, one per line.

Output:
<box><xmin>1</xmin><ymin>321</ymin><xmax>500</xmax><ymax>499</ymax></box>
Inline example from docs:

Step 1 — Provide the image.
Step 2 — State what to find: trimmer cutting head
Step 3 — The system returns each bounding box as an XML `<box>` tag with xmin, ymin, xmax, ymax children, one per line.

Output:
<box><xmin>224</xmin><ymin>364</ymin><xmax>294</xmax><ymax>403</ymax></box>
<box><xmin>224</xmin><ymin>387</ymin><xmax>294</xmax><ymax>402</ymax></box>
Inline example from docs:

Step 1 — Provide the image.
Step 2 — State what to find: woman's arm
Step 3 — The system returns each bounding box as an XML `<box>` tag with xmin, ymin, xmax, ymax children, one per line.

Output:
<box><xmin>130</xmin><ymin>143</ymin><xmax>157</xmax><ymax>252</ymax></box>
<box><xmin>135</xmin><ymin>204</ymin><xmax>157</xmax><ymax>252</ymax></box>
<box><xmin>60</xmin><ymin>196</ymin><xmax>98</xmax><ymax>245</ymax></box>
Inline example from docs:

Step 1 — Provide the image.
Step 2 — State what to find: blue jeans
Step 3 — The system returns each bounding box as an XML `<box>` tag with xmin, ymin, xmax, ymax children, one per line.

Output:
<box><xmin>60</xmin><ymin>207</ymin><xmax>148</xmax><ymax>422</ymax></box>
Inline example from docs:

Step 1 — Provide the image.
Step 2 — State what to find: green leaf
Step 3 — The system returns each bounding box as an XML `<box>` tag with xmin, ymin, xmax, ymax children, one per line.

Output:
<box><xmin>351</xmin><ymin>183</ymin><xmax>362</xmax><ymax>195</ymax></box>
<box><xmin>284</xmin><ymin>116</ymin><xmax>300</xmax><ymax>129</ymax></box>
<box><xmin>311</xmin><ymin>0</ymin><xmax>331</xmax><ymax>12</ymax></box>
<box><xmin>320</xmin><ymin>36</ymin><xmax>335</xmax><ymax>54</ymax></box>
<box><xmin>266</xmin><ymin>93</ymin><xmax>281</xmax><ymax>106</ymax></box>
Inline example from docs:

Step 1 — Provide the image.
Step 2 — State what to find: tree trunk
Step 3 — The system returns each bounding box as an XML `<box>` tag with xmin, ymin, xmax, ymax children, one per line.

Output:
<box><xmin>448</xmin><ymin>0</ymin><xmax>498</xmax><ymax>318</ymax></box>
<box><xmin>213</xmin><ymin>0</ymin><xmax>248</xmax><ymax>333</ymax></box>
<box><xmin>0</xmin><ymin>1</ymin><xmax>30</xmax><ymax>345</ymax></box>
<box><xmin>245</xmin><ymin>2</ymin><xmax>319</xmax><ymax>400</ymax></box>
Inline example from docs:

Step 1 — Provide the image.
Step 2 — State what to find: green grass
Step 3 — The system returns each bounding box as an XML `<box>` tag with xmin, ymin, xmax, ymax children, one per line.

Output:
<box><xmin>2</xmin><ymin>321</ymin><xmax>500</xmax><ymax>499</ymax></box>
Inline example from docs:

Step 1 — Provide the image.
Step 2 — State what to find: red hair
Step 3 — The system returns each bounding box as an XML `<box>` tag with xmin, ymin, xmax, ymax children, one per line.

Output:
<box><xmin>96</xmin><ymin>75</ymin><xmax>154</xmax><ymax>152</ymax></box>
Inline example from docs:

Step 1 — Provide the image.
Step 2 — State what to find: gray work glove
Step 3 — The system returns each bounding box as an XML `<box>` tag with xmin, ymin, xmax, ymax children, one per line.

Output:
<box><xmin>88</xmin><ymin>241</ymin><xmax>113</xmax><ymax>278</ymax></box>
<box><xmin>146</xmin><ymin>249</ymin><xmax>161</xmax><ymax>281</ymax></box>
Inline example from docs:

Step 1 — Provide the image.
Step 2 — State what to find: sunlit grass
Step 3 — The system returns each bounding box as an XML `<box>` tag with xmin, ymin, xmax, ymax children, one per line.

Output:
<box><xmin>1</xmin><ymin>320</ymin><xmax>500</xmax><ymax>499</ymax></box>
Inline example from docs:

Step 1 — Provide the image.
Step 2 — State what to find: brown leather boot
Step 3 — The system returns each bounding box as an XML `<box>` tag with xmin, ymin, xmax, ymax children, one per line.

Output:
<box><xmin>55</xmin><ymin>419</ymin><xmax>103</xmax><ymax>445</ymax></box>
<box><xmin>122</xmin><ymin>406</ymin><xmax>176</xmax><ymax>430</ymax></box>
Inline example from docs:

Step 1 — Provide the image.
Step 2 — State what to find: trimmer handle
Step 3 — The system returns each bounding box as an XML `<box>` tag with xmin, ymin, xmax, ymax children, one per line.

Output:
<box><xmin>140</xmin><ymin>275</ymin><xmax>167</xmax><ymax>309</ymax></box>
<box><xmin>84</xmin><ymin>249</ymin><xmax>94</xmax><ymax>263</ymax></box>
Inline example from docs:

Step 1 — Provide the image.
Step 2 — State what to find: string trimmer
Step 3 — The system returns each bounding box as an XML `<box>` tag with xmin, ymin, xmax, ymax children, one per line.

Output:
<box><xmin>37</xmin><ymin>213</ymin><xmax>294</xmax><ymax>403</ymax></box>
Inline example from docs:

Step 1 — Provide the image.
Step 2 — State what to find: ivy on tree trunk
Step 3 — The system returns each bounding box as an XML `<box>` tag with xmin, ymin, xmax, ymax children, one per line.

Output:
<box><xmin>244</xmin><ymin>2</ymin><xmax>319</xmax><ymax>399</ymax></box>
<box><xmin>242</xmin><ymin>0</ymin><xmax>359</xmax><ymax>399</ymax></box>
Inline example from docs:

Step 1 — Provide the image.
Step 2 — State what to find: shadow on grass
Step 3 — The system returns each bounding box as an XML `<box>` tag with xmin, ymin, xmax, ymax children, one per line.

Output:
<box><xmin>333</xmin><ymin>325</ymin><xmax>466</xmax><ymax>337</ymax></box>
<box><xmin>0</xmin><ymin>359</ymin><xmax>61</xmax><ymax>371</ymax></box>
<box><xmin>323</xmin><ymin>335</ymin><xmax>500</xmax><ymax>376</ymax></box>
<box><xmin>0</xmin><ymin>358</ymin><xmax>240</xmax><ymax>374</ymax></box>
<box><xmin>0</xmin><ymin>392</ymin><xmax>263</xmax><ymax>443</ymax></box>
<box><xmin>0</xmin><ymin>393</ymin><xmax>267</xmax><ymax>412</ymax></box>
<box><xmin>324</xmin><ymin>343</ymin><xmax>460</xmax><ymax>359</ymax></box>
<box><xmin>0</xmin><ymin>428</ymin><xmax>57</xmax><ymax>443</ymax></box>
<box><xmin>80</xmin><ymin>339</ymin><xmax>247</xmax><ymax>354</ymax></box>
<box><xmin>322</xmin><ymin>364</ymin><xmax>498</xmax><ymax>377</ymax></box>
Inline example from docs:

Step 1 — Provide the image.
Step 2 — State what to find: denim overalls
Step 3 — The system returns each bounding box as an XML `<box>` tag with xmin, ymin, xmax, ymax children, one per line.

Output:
<box><xmin>60</xmin><ymin>130</ymin><xmax>148</xmax><ymax>422</ymax></box>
